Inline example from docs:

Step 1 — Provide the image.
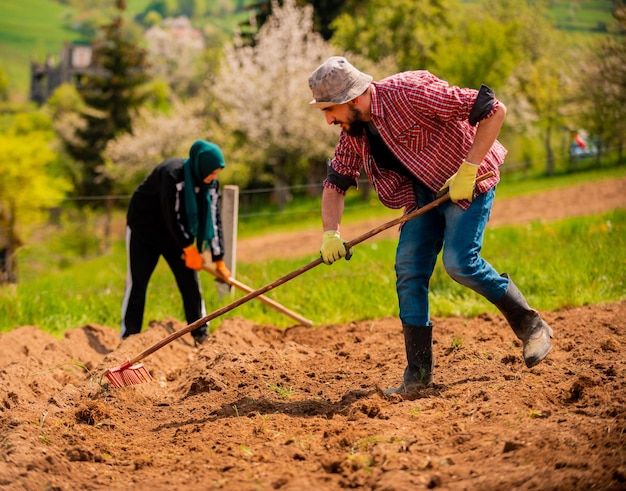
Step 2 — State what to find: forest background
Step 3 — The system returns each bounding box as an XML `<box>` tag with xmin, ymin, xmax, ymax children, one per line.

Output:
<box><xmin>0</xmin><ymin>0</ymin><xmax>624</xmax><ymax>334</ymax></box>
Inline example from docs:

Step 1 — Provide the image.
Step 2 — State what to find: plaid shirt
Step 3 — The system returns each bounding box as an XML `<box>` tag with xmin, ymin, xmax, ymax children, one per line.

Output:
<box><xmin>324</xmin><ymin>70</ymin><xmax>507</xmax><ymax>211</ymax></box>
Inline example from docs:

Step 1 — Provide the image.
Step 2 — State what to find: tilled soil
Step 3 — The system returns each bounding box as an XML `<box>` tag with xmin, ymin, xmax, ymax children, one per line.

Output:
<box><xmin>0</xmin><ymin>177</ymin><xmax>625</xmax><ymax>491</ymax></box>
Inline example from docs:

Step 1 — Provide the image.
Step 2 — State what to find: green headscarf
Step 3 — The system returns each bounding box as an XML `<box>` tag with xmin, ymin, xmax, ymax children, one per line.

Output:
<box><xmin>183</xmin><ymin>140</ymin><xmax>225</xmax><ymax>252</ymax></box>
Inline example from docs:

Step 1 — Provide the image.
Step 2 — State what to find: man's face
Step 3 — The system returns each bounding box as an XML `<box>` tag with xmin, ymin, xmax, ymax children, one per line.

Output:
<box><xmin>323</xmin><ymin>103</ymin><xmax>367</xmax><ymax>137</ymax></box>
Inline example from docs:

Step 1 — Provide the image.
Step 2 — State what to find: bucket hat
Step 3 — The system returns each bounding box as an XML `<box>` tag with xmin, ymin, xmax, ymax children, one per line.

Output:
<box><xmin>309</xmin><ymin>56</ymin><xmax>373</xmax><ymax>108</ymax></box>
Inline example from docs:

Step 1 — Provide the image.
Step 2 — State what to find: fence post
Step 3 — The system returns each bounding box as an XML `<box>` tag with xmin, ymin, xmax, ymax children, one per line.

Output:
<box><xmin>216</xmin><ymin>185</ymin><xmax>239</xmax><ymax>298</ymax></box>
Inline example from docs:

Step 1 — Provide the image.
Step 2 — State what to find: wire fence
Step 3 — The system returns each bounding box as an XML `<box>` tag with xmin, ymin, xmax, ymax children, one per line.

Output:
<box><xmin>1</xmin><ymin>147</ymin><xmax>620</xmax><ymax>239</ymax></box>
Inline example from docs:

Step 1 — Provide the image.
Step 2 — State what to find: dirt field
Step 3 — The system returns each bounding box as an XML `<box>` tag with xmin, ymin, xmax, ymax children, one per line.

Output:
<box><xmin>0</xmin><ymin>177</ymin><xmax>625</xmax><ymax>491</ymax></box>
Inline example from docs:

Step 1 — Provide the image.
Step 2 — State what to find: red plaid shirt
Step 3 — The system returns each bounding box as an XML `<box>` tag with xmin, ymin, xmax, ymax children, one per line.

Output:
<box><xmin>324</xmin><ymin>70</ymin><xmax>507</xmax><ymax>212</ymax></box>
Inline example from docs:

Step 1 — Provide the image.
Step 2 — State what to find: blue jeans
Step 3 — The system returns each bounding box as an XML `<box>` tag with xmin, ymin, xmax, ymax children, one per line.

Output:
<box><xmin>395</xmin><ymin>183</ymin><xmax>508</xmax><ymax>326</ymax></box>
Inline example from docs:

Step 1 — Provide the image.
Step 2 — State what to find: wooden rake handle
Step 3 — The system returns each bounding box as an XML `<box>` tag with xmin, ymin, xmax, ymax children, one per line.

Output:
<box><xmin>127</xmin><ymin>172</ymin><xmax>495</xmax><ymax>365</ymax></box>
<box><xmin>202</xmin><ymin>263</ymin><xmax>314</xmax><ymax>327</ymax></box>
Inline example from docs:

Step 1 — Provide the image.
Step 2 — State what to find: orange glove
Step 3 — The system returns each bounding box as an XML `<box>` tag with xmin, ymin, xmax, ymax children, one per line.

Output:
<box><xmin>214</xmin><ymin>260</ymin><xmax>231</xmax><ymax>280</ymax></box>
<box><xmin>183</xmin><ymin>245</ymin><xmax>203</xmax><ymax>271</ymax></box>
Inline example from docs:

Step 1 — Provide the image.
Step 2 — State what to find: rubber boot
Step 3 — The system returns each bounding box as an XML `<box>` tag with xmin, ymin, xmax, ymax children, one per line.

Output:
<box><xmin>192</xmin><ymin>324</ymin><xmax>209</xmax><ymax>346</ymax></box>
<box><xmin>494</xmin><ymin>274</ymin><xmax>553</xmax><ymax>368</ymax></box>
<box><xmin>384</xmin><ymin>324</ymin><xmax>434</xmax><ymax>394</ymax></box>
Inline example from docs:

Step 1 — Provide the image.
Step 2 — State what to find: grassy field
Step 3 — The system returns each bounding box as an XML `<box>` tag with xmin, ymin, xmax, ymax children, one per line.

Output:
<box><xmin>546</xmin><ymin>0</ymin><xmax>617</xmax><ymax>32</ymax></box>
<box><xmin>1</xmin><ymin>171</ymin><xmax>624</xmax><ymax>336</ymax></box>
<box><xmin>0</xmin><ymin>0</ymin><xmax>82</xmax><ymax>94</ymax></box>
<box><xmin>0</xmin><ymin>0</ymin><xmax>152</xmax><ymax>97</ymax></box>
<box><xmin>236</xmin><ymin>164</ymin><xmax>626</xmax><ymax>238</ymax></box>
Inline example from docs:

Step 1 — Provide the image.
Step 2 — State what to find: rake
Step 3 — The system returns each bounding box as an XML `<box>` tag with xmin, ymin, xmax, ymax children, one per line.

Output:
<box><xmin>104</xmin><ymin>172</ymin><xmax>494</xmax><ymax>388</ymax></box>
<box><xmin>201</xmin><ymin>263</ymin><xmax>314</xmax><ymax>327</ymax></box>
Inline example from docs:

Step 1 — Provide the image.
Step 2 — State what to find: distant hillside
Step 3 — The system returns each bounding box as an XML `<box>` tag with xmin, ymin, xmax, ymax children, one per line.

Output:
<box><xmin>0</xmin><ymin>0</ymin><xmax>85</xmax><ymax>98</ymax></box>
<box><xmin>0</xmin><ymin>0</ymin><xmax>619</xmax><ymax>101</ymax></box>
<box><xmin>545</xmin><ymin>0</ymin><xmax>617</xmax><ymax>32</ymax></box>
<box><xmin>0</xmin><ymin>0</ymin><xmax>253</xmax><ymax>101</ymax></box>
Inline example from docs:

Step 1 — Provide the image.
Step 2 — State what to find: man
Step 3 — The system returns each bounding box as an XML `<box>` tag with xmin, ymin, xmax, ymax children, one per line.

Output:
<box><xmin>121</xmin><ymin>140</ymin><xmax>231</xmax><ymax>345</ymax></box>
<box><xmin>308</xmin><ymin>56</ymin><xmax>553</xmax><ymax>394</ymax></box>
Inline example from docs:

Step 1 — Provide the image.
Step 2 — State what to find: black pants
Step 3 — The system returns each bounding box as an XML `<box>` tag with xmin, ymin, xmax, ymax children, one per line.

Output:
<box><xmin>121</xmin><ymin>226</ymin><xmax>206</xmax><ymax>338</ymax></box>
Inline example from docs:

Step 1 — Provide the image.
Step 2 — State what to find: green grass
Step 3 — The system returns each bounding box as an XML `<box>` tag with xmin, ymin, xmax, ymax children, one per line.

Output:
<box><xmin>0</xmin><ymin>0</ymin><xmax>259</xmax><ymax>98</ymax></box>
<box><xmin>2</xmin><ymin>206</ymin><xmax>624</xmax><ymax>337</ymax></box>
<box><xmin>0</xmin><ymin>0</ymin><xmax>152</xmax><ymax>98</ymax></box>
<box><xmin>0</xmin><ymin>0</ymin><xmax>81</xmax><ymax>95</ymax></box>
<box><xmin>237</xmin><ymin>164</ymin><xmax>626</xmax><ymax>238</ymax></box>
<box><xmin>496</xmin><ymin>164</ymin><xmax>626</xmax><ymax>198</ymax></box>
<box><xmin>545</xmin><ymin>0</ymin><xmax>617</xmax><ymax>32</ymax></box>
<box><xmin>2</xmin><ymin>168</ymin><xmax>625</xmax><ymax>336</ymax></box>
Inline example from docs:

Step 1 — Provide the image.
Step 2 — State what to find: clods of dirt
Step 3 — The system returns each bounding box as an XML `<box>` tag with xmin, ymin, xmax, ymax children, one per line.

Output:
<box><xmin>0</xmin><ymin>302</ymin><xmax>624</xmax><ymax>490</ymax></box>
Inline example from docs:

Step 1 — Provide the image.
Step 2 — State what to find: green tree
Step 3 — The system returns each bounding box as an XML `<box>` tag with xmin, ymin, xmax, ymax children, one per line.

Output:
<box><xmin>482</xmin><ymin>0</ymin><xmax>578</xmax><ymax>175</ymax></box>
<box><xmin>63</xmin><ymin>0</ymin><xmax>126</xmax><ymax>40</ymax></box>
<box><xmin>66</xmin><ymin>18</ymin><xmax>148</xmax><ymax>197</ymax></box>
<box><xmin>432</xmin><ymin>10</ymin><xmax>521</xmax><ymax>89</ymax></box>
<box><xmin>211</xmin><ymin>0</ymin><xmax>336</xmax><ymax>207</ymax></box>
<box><xmin>57</xmin><ymin>1</ymin><xmax>149</xmax><ymax>250</ymax></box>
<box><xmin>0</xmin><ymin>114</ymin><xmax>70</xmax><ymax>284</ymax></box>
<box><xmin>330</xmin><ymin>0</ymin><xmax>453</xmax><ymax>71</ymax></box>
<box><xmin>306</xmin><ymin>0</ymin><xmax>346</xmax><ymax>40</ymax></box>
<box><xmin>135</xmin><ymin>0</ymin><xmax>178</xmax><ymax>25</ymax></box>
<box><xmin>0</xmin><ymin>64</ymin><xmax>9</xmax><ymax>102</ymax></box>
<box><xmin>575</xmin><ymin>5</ymin><xmax>626</xmax><ymax>164</ymax></box>
<box><xmin>144</xmin><ymin>16</ymin><xmax>206</xmax><ymax>95</ymax></box>
<box><xmin>103</xmin><ymin>100</ymin><xmax>205</xmax><ymax>194</ymax></box>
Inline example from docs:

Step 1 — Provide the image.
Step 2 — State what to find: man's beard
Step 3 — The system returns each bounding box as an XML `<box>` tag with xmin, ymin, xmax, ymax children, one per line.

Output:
<box><xmin>343</xmin><ymin>105</ymin><xmax>367</xmax><ymax>137</ymax></box>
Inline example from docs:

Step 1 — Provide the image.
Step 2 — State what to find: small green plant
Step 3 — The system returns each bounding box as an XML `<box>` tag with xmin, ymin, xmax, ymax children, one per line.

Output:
<box><xmin>450</xmin><ymin>335</ymin><xmax>464</xmax><ymax>351</ymax></box>
<box><xmin>35</xmin><ymin>359</ymin><xmax>109</xmax><ymax>392</ymax></box>
<box><xmin>351</xmin><ymin>436</ymin><xmax>384</xmax><ymax>454</ymax></box>
<box><xmin>94</xmin><ymin>419</ymin><xmax>115</xmax><ymax>430</ymax></box>
<box><xmin>266</xmin><ymin>382</ymin><xmax>294</xmax><ymax>399</ymax></box>
<box><xmin>37</xmin><ymin>411</ymin><xmax>50</xmax><ymax>444</ymax></box>
<box><xmin>347</xmin><ymin>453</ymin><xmax>374</xmax><ymax>472</ymax></box>
<box><xmin>239</xmin><ymin>445</ymin><xmax>253</xmax><ymax>456</ymax></box>
<box><xmin>408</xmin><ymin>404</ymin><xmax>422</xmax><ymax>416</ymax></box>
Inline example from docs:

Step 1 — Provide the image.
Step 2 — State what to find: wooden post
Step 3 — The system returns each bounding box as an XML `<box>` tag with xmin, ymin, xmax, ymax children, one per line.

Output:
<box><xmin>216</xmin><ymin>185</ymin><xmax>239</xmax><ymax>298</ymax></box>
<box><xmin>209</xmin><ymin>184</ymin><xmax>313</xmax><ymax>326</ymax></box>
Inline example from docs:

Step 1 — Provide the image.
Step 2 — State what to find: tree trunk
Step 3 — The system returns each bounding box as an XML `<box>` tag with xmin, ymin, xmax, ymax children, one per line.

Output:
<box><xmin>0</xmin><ymin>203</ymin><xmax>21</xmax><ymax>284</ymax></box>
<box><xmin>359</xmin><ymin>178</ymin><xmax>372</xmax><ymax>201</ymax></box>
<box><xmin>272</xmin><ymin>178</ymin><xmax>292</xmax><ymax>212</ymax></box>
<box><xmin>545</xmin><ymin>125</ymin><xmax>555</xmax><ymax>176</ymax></box>
<box><xmin>102</xmin><ymin>195</ymin><xmax>113</xmax><ymax>254</ymax></box>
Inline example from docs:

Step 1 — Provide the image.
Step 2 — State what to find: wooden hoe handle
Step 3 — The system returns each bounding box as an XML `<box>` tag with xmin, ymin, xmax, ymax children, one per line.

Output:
<box><xmin>202</xmin><ymin>264</ymin><xmax>314</xmax><ymax>327</ymax></box>
<box><xmin>127</xmin><ymin>172</ymin><xmax>495</xmax><ymax>365</ymax></box>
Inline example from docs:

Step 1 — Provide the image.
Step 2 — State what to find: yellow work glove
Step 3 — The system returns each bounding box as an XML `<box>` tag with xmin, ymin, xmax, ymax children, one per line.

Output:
<box><xmin>214</xmin><ymin>260</ymin><xmax>231</xmax><ymax>280</ymax></box>
<box><xmin>320</xmin><ymin>230</ymin><xmax>353</xmax><ymax>265</ymax></box>
<box><xmin>183</xmin><ymin>245</ymin><xmax>203</xmax><ymax>271</ymax></box>
<box><xmin>439</xmin><ymin>161</ymin><xmax>479</xmax><ymax>203</ymax></box>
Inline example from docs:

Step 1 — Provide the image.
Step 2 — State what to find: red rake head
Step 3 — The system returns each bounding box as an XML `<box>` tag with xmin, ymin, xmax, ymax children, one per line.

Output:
<box><xmin>105</xmin><ymin>360</ymin><xmax>152</xmax><ymax>388</ymax></box>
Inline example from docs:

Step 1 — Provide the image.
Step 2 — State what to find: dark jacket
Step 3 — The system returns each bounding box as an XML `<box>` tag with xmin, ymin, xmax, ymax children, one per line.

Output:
<box><xmin>127</xmin><ymin>158</ymin><xmax>225</xmax><ymax>260</ymax></box>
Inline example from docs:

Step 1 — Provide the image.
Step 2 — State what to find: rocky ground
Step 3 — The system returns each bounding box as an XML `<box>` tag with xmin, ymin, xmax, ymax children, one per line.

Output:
<box><xmin>0</xmin><ymin>177</ymin><xmax>625</xmax><ymax>491</ymax></box>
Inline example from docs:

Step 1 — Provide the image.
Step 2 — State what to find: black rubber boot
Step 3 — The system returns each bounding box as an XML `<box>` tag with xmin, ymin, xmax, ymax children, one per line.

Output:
<box><xmin>191</xmin><ymin>324</ymin><xmax>209</xmax><ymax>347</ymax></box>
<box><xmin>494</xmin><ymin>273</ymin><xmax>553</xmax><ymax>368</ymax></box>
<box><xmin>384</xmin><ymin>324</ymin><xmax>434</xmax><ymax>394</ymax></box>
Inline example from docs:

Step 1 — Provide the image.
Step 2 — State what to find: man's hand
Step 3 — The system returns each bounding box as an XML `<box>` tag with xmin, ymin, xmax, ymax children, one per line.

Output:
<box><xmin>439</xmin><ymin>161</ymin><xmax>479</xmax><ymax>203</ymax></box>
<box><xmin>320</xmin><ymin>230</ymin><xmax>353</xmax><ymax>265</ymax></box>
<box><xmin>183</xmin><ymin>245</ymin><xmax>203</xmax><ymax>270</ymax></box>
<box><xmin>214</xmin><ymin>260</ymin><xmax>231</xmax><ymax>280</ymax></box>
